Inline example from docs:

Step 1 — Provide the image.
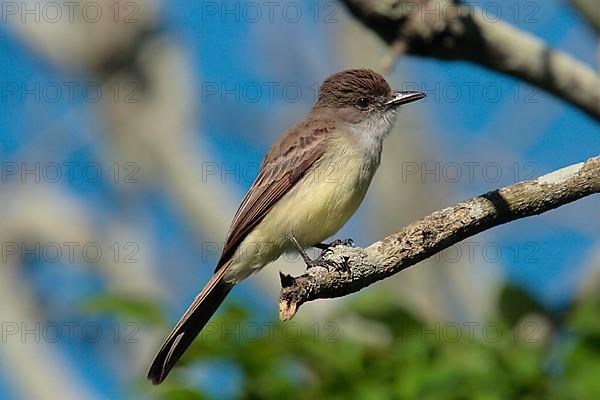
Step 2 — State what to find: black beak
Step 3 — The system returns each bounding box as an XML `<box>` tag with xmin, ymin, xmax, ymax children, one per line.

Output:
<box><xmin>385</xmin><ymin>91</ymin><xmax>426</xmax><ymax>107</ymax></box>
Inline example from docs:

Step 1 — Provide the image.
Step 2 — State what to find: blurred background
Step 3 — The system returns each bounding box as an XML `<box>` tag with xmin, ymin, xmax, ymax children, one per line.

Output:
<box><xmin>1</xmin><ymin>0</ymin><xmax>600</xmax><ymax>399</ymax></box>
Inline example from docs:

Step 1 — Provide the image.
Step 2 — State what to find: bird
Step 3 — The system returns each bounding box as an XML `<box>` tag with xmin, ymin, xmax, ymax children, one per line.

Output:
<box><xmin>147</xmin><ymin>68</ymin><xmax>425</xmax><ymax>384</ymax></box>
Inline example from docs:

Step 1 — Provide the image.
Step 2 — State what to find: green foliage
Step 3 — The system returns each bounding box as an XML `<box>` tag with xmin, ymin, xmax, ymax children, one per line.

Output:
<box><xmin>93</xmin><ymin>286</ymin><xmax>600</xmax><ymax>399</ymax></box>
<box><xmin>82</xmin><ymin>294</ymin><xmax>165</xmax><ymax>325</ymax></box>
<box><xmin>556</xmin><ymin>296</ymin><xmax>600</xmax><ymax>400</ymax></box>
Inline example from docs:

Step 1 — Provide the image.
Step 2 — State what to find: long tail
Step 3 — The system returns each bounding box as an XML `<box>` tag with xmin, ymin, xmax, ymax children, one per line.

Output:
<box><xmin>147</xmin><ymin>265</ymin><xmax>233</xmax><ymax>385</ymax></box>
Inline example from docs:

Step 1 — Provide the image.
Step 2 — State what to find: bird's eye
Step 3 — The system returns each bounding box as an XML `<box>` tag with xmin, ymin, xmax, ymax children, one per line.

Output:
<box><xmin>356</xmin><ymin>97</ymin><xmax>370</xmax><ymax>109</ymax></box>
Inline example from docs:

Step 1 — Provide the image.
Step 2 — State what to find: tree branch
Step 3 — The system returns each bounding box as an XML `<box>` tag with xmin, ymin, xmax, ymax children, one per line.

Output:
<box><xmin>279</xmin><ymin>156</ymin><xmax>600</xmax><ymax>320</ymax></box>
<box><xmin>570</xmin><ymin>0</ymin><xmax>600</xmax><ymax>35</ymax></box>
<box><xmin>341</xmin><ymin>0</ymin><xmax>600</xmax><ymax>122</ymax></box>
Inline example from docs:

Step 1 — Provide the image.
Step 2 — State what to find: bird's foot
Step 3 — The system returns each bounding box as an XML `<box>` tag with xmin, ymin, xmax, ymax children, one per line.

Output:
<box><xmin>287</xmin><ymin>233</ymin><xmax>351</xmax><ymax>273</ymax></box>
<box><xmin>311</xmin><ymin>238</ymin><xmax>353</xmax><ymax>273</ymax></box>
<box><xmin>314</xmin><ymin>238</ymin><xmax>355</xmax><ymax>253</ymax></box>
<box><xmin>310</xmin><ymin>253</ymin><xmax>351</xmax><ymax>274</ymax></box>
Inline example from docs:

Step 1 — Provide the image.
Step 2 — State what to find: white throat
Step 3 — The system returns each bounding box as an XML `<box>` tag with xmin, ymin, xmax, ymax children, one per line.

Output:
<box><xmin>348</xmin><ymin>110</ymin><xmax>398</xmax><ymax>167</ymax></box>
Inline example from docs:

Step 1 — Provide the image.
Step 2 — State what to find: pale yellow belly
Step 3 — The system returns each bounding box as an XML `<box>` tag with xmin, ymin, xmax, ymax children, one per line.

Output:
<box><xmin>225</xmin><ymin>144</ymin><xmax>376</xmax><ymax>282</ymax></box>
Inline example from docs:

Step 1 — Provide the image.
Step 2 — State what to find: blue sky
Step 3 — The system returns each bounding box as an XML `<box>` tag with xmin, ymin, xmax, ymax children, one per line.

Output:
<box><xmin>1</xmin><ymin>0</ymin><xmax>599</xmax><ymax>398</ymax></box>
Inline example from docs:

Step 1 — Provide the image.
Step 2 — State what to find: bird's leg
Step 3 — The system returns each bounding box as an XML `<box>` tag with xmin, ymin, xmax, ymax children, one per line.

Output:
<box><xmin>286</xmin><ymin>233</ymin><xmax>315</xmax><ymax>267</ymax></box>
<box><xmin>287</xmin><ymin>233</ymin><xmax>343</xmax><ymax>272</ymax></box>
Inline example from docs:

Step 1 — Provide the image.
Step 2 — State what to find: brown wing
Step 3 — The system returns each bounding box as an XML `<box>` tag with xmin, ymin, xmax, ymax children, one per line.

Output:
<box><xmin>215</xmin><ymin>117</ymin><xmax>335</xmax><ymax>270</ymax></box>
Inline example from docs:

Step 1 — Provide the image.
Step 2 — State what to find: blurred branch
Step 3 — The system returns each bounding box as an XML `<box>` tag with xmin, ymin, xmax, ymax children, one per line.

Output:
<box><xmin>0</xmin><ymin>186</ymin><xmax>119</xmax><ymax>400</ymax></box>
<box><xmin>279</xmin><ymin>155</ymin><xmax>600</xmax><ymax>320</ymax></box>
<box><xmin>5</xmin><ymin>0</ymin><xmax>231</xmax><ymax>382</ymax></box>
<box><xmin>0</xmin><ymin>262</ymin><xmax>104</xmax><ymax>400</ymax></box>
<box><xmin>8</xmin><ymin>1</ymin><xmax>236</xmax><ymax>247</ymax></box>
<box><xmin>341</xmin><ymin>0</ymin><xmax>600</xmax><ymax>122</ymax></box>
<box><xmin>570</xmin><ymin>0</ymin><xmax>600</xmax><ymax>35</ymax></box>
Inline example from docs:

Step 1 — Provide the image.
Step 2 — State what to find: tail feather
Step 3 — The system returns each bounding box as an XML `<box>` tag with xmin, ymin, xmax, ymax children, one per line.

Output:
<box><xmin>147</xmin><ymin>266</ymin><xmax>233</xmax><ymax>385</ymax></box>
